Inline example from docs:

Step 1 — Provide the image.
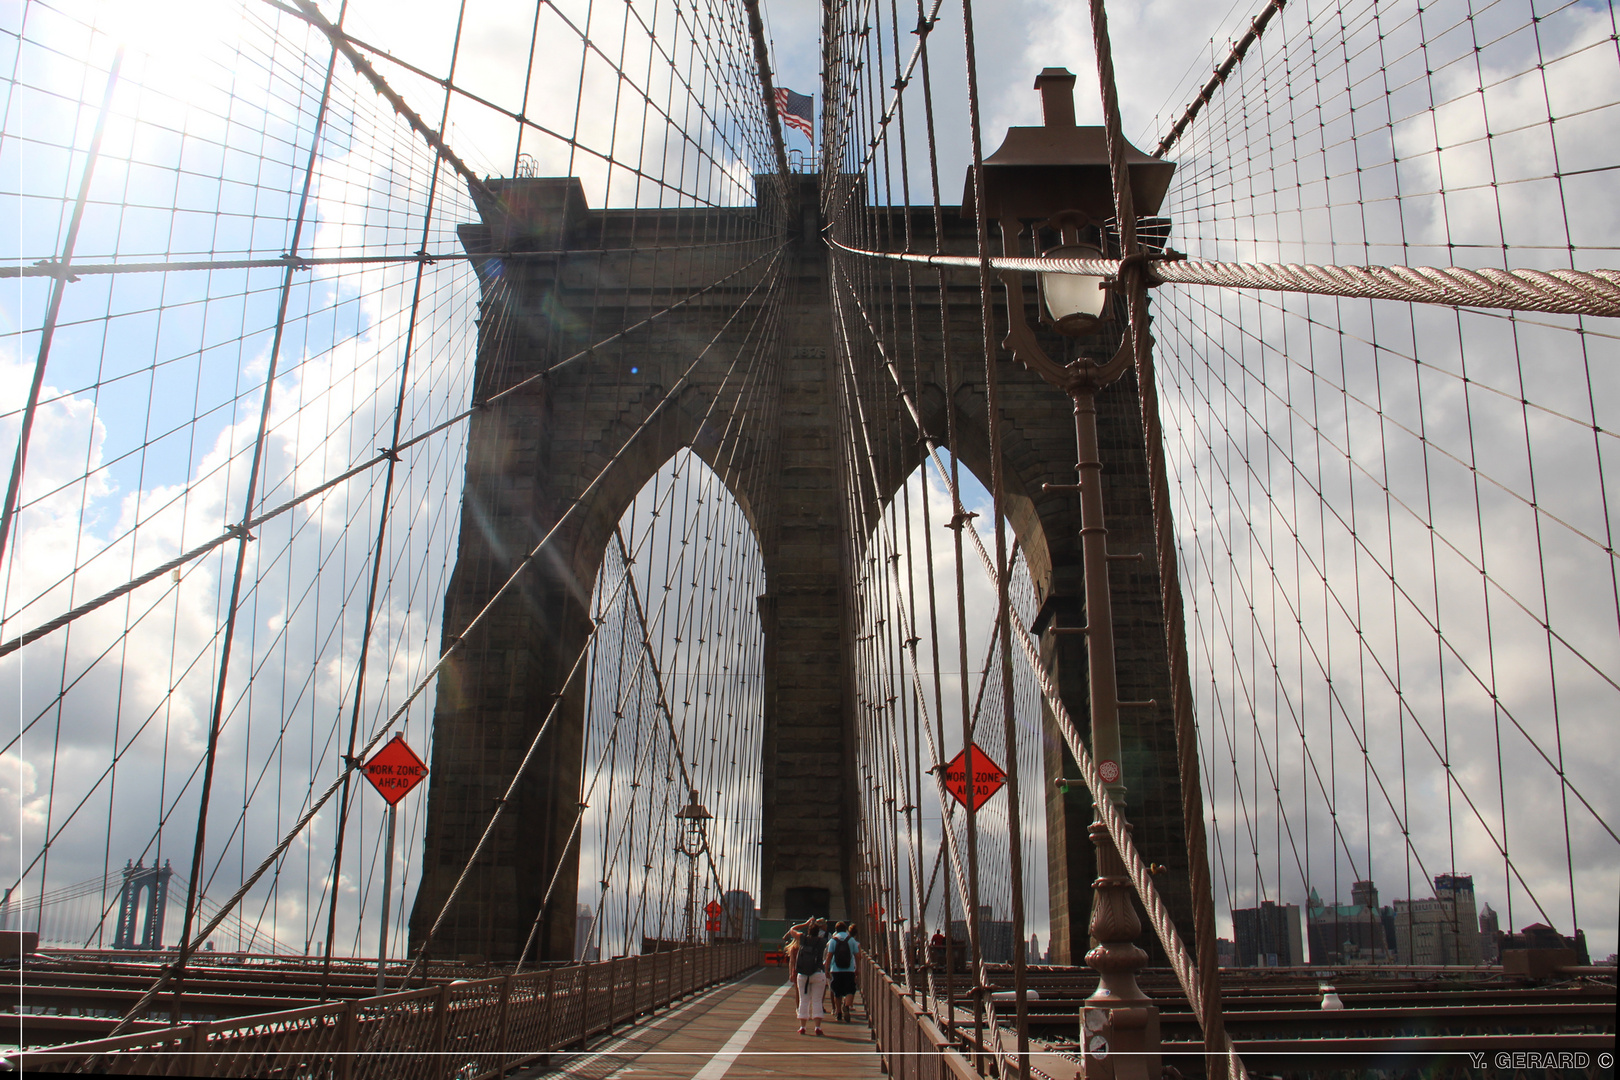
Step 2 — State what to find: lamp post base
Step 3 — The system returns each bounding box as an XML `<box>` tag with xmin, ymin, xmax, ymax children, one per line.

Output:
<box><xmin>1081</xmin><ymin>821</ymin><xmax>1161</xmax><ymax>1080</ymax></box>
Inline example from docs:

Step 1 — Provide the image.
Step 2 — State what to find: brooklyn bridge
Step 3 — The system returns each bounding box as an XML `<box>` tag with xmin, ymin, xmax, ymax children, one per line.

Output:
<box><xmin>1</xmin><ymin>0</ymin><xmax>1616</xmax><ymax>1076</ymax></box>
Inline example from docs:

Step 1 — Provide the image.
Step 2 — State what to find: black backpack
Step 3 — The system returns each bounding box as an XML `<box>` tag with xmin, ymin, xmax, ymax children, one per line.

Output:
<box><xmin>795</xmin><ymin>932</ymin><xmax>826</xmax><ymax>975</ymax></box>
<box><xmin>831</xmin><ymin>933</ymin><xmax>853</xmax><ymax>968</ymax></box>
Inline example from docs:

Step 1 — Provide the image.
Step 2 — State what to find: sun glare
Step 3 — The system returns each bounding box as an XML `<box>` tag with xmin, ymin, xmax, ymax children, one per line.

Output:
<box><xmin>94</xmin><ymin>0</ymin><xmax>246</xmax><ymax>71</ymax></box>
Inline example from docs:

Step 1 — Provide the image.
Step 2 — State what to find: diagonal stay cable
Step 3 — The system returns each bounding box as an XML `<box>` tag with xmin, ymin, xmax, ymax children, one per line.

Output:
<box><xmin>400</xmin><ymin>581</ymin><xmax>621</xmax><ymax>982</ymax></box>
<box><xmin>541</xmin><ymin>530</ymin><xmax>733</xmax><ymax>971</ymax></box>
<box><xmin>509</xmin><ymin>284</ymin><xmax>789</xmax><ymax>969</ymax></box>
<box><xmin>390</xmin><ymin>248</ymin><xmax>785</xmax><ymax>978</ymax></box>
<box><xmin>508</xmin><ymin>450</ymin><xmax>772</xmax><ymax>969</ymax></box>
<box><xmin>826</xmin><ymin>252</ymin><xmax>1014</xmax><ymax>1074</ymax></box>
<box><xmin>510</xmin><ymin>585</ymin><xmax>653</xmax><ymax>976</ymax></box>
<box><xmin>1</xmin><ymin>241</ymin><xmax>772</xmax><ymax>638</ymax></box>
<box><xmin>839</xmin><ymin>238</ymin><xmax>1619</xmax><ymax>908</ymax></box>
<box><xmin>832</xmin><ymin>251</ymin><xmax>1245</xmax><ymax>1073</ymax></box>
<box><xmin>265</xmin><ymin>0</ymin><xmax>761</xmax><ymax>213</ymax></box>
<box><xmin>617</xmin><ymin>528</ymin><xmax>732</xmax><ymax>900</ymax></box>
<box><xmin>280</xmin><ymin>0</ymin><xmax>496</xmax><ymax>207</ymax></box>
<box><xmin>105</xmin><ymin>247</ymin><xmax>785</xmax><ymax>1033</ymax></box>
<box><xmin>0</xmin><ymin>49</ymin><xmax>123</xmax><ymax>577</ymax></box>
<box><xmin>1153</xmin><ymin>0</ymin><xmax>1290</xmax><ymax>159</ymax></box>
<box><xmin>1156</xmin><ymin>290</ymin><xmax>1620</xmax><ymax>851</ymax></box>
<box><xmin>0</xmin><ymin>243</ymin><xmax>785</xmax><ymax>660</ymax></box>
<box><xmin>818</xmin><ymin>0</ymin><xmax>949</xmax><ymax>231</ymax></box>
<box><xmin>1171</xmin><ymin>305</ymin><xmax>1620</xmax><ymax>851</ymax></box>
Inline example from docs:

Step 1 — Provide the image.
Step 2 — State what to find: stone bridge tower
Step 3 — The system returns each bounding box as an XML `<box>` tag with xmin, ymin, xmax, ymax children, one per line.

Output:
<box><xmin>409</xmin><ymin>164</ymin><xmax>1196</xmax><ymax>965</ymax></box>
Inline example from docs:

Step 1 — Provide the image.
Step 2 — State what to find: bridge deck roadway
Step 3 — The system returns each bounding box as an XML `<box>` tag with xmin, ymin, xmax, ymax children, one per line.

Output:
<box><xmin>528</xmin><ymin>968</ymin><xmax>886</xmax><ymax>1080</ymax></box>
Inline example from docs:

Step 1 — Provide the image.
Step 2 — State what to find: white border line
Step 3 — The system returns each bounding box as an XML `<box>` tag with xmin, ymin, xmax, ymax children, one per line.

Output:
<box><xmin>547</xmin><ymin>977</ymin><xmax>757</xmax><ymax>1078</ymax></box>
<box><xmin>688</xmin><ymin>983</ymin><xmax>792</xmax><ymax>1080</ymax></box>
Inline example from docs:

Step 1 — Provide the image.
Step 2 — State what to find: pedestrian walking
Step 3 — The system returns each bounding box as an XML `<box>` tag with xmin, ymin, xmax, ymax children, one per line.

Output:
<box><xmin>788</xmin><ymin>916</ymin><xmax>830</xmax><ymax>1035</ymax></box>
<box><xmin>827</xmin><ymin>920</ymin><xmax>860</xmax><ymax>1022</ymax></box>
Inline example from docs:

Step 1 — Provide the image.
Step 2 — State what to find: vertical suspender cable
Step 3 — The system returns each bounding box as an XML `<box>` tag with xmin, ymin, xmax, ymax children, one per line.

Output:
<box><xmin>171</xmin><ymin>6</ymin><xmax>347</xmax><ymax>1015</ymax></box>
<box><xmin>1087</xmin><ymin>0</ymin><xmax>1231</xmax><ymax>1073</ymax></box>
<box><xmin>318</xmin><ymin>0</ymin><xmax>471</xmax><ymax>996</ymax></box>
<box><xmin>956</xmin><ymin>0</ymin><xmax>1031</xmax><ymax>1072</ymax></box>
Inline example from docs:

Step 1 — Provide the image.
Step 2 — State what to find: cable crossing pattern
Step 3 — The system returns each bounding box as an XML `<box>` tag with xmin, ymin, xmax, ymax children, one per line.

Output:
<box><xmin>1</xmin><ymin>0</ymin><xmax>1617</xmax><ymax>1074</ymax></box>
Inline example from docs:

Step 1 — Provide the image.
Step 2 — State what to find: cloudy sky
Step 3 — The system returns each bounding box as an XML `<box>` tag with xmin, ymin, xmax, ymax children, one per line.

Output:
<box><xmin>3</xmin><ymin>0</ymin><xmax>1615</xmax><ymax>967</ymax></box>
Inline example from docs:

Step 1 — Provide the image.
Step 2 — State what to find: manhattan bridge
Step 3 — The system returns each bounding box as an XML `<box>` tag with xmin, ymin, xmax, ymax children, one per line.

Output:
<box><xmin>1</xmin><ymin>0</ymin><xmax>1616</xmax><ymax>1076</ymax></box>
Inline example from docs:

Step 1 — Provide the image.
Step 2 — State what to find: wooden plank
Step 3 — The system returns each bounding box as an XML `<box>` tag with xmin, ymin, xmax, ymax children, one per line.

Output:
<box><xmin>527</xmin><ymin>969</ymin><xmax>890</xmax><ymax>1080</ymax></box>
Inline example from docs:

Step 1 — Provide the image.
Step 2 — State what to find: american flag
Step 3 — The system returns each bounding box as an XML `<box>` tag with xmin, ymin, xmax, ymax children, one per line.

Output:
<box><xmin>775</xmin><ymin>87</ymin><xmax>813</xmax><ymax>139</ymax></box>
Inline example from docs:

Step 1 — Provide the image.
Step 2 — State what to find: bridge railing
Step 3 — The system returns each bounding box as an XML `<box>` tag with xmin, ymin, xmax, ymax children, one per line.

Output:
<box><xmin>861</xmin><ymin>959</ymin><xmax>979</xmax><ymax>1080</ymax></box>
<box><xmin>15</xmin><ymin>942</ymin><xmax>758</xmax><ymax>1077</ymax></box>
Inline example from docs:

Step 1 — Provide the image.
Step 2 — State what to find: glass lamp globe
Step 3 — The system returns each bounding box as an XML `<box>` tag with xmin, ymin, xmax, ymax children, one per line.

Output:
<box><xmin>1038</xmin><ymin>243</ymin><xmax>1110</xmax><ymax>336</ymax></box>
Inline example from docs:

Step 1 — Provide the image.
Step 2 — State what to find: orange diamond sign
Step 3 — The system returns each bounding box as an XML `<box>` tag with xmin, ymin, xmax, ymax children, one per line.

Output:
<box><xmin>941</xmin><ymin>744</ymin><xmax>1006</xmax><ymax>811</ymax></box>
<box><xmin>363</xmin><ymin>735</ymin><xmax>429</xmax><ymax>805</ymax></box>
<box><xmin>705</xmin><ymin>900</ymin><xmax>724</xmax><ymax>917</ymax></box>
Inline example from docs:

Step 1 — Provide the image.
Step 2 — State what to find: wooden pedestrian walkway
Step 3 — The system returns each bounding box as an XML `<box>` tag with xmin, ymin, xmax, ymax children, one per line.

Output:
<box><xmin>529</xmin><ymin>967</ymin><xmax>888</xmax><ymax>1080</ymax></box>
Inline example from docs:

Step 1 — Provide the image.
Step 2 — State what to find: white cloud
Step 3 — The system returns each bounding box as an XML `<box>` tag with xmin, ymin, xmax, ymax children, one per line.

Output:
<box><xmin>5</xmin><ymin>0</ymin><xmax>1615</xmax><ymax>970</ymax></box>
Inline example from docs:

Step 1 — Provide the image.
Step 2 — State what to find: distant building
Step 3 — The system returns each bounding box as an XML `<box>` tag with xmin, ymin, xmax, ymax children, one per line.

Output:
<box><xmin>1216</xmin><ymin>937</ymin><xmax>1237</xmax><ymax>968</ymax></box>
<box><xmin>981</xmin><ymin>920</ymin><xmax>1014</xmax><ymax>964</ymax></box>
<box><xmin>1232</xmin><ymin>900</ymin><xmax>1303</xmax><ymax>967</ymax></box>
<box><xmin>1306</xmin><ymin>880</ymin><xmax>1393</xmax><ymax>964</ymax></box>
<box><xmin>951</xmin><ymin>906</ymin><xmax>1015</xmax><ymax>964</ymax></box>
<box><xmin>721</xmin><ymin>890</ymin><xmax>756</xmax><ymax>941</ymax></box>
<box><xmin>1497</xmin><ymin>922</ymin><xmax>1590</xmax><ymax>966</ymax></box>
<box><xmin>1478</xmin><ymin>902</ymin><xmax>1500</xmax><ymax>963</ymax></box>
<box><xmin>1393</xmin><ymin>874</ymin><xmax>1482</xmax><ymax>965</ymax></box>
<box><xmin>574</xmin><ymin>904</ymin><xmax>599</xmax><ymax>962</ymax></box>
<box><xmin>1029</xmin><ymin>933</ymin><xmax>1042</xmax><ymax>964</ymax></box>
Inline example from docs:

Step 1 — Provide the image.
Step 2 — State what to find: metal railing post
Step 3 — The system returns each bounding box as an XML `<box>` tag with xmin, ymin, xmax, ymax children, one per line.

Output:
<box><xmin>543</xmin><ymin>968</ymin><xmax>558</xmax><ymax>1050</ymax></box>
<box><xmin>337</xmin><ymin>1001</ymin><xmax>357</xmax><ymax>1080</ymax></box>
<box><xmin>495</xmin><ymin>974</ymin><xmax>512</xmax><ymax>1078</ymax></box>
<box><xmin>435</xmin><ymin>983</ymin><xmax>451</xmax><ymax>1058</ymax></box>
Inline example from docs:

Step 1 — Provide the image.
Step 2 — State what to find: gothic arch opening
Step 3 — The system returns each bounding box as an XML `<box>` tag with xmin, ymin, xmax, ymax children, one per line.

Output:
<box><xmin>852</xmin><ymin>451</ymin><xmax>1053</xmax><ymax>965</ymax></box>
<box><xmin>573</xmin><ymin>448</ymin><xmax>766</xmax><ymax>959</ymax></box>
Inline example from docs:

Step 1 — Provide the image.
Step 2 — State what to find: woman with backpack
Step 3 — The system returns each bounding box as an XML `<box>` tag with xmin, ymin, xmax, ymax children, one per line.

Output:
<box><xmin>827</xmin><ymin>921</ymin><xmax>860</xmax><ymax>1022</ymax></box>
<box><xmin>787</xmin><ymin>917</ymin><xmax>830</xmax><ymax>1035</ymax></box>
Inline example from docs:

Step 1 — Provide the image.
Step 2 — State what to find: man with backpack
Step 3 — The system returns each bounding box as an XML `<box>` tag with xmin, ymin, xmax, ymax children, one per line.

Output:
<box><xmin>827</xmin><ymin>920</ymin><xmax>860</xmax><ymax>1022</ymax></box>
<box><xmin>787</xmin><ymin>917</ymin><xmax>830</xmax><ymax>1035</ymax></box>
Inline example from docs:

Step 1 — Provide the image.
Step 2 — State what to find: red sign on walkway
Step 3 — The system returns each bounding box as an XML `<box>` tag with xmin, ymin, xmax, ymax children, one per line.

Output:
<box><xmin>705</xmin><ymin>900</ymin><xmax>724</xmax><ymax>917</ymax></box>
<box><xmin>363</xmin><ymin>735</ymin><xmax>429</xmax><ymax>805</ymax></box>
<box><xmin>941</xmin><ymin>744</ymin><xmax>1006</xmax><ymax>811</ymax></box>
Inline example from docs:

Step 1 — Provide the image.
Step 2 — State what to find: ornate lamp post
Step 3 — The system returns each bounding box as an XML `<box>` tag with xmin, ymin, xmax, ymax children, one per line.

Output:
<box><xmin>674</xmin><ymin>791</ymin><xmax>712</xmax><ymax>944</ymax></box>
<box><xmin>976</xmin><ymin>68</ymin><xmax>1175</xmax><ymax>1080</ymax></box>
